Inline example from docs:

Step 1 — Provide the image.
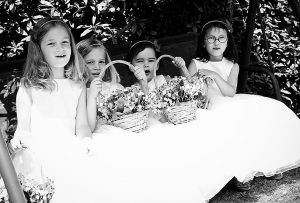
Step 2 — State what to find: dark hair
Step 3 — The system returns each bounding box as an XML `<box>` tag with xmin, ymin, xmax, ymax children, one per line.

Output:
<box><xmin>125</xmin><ymin>40</ymin><xmax>158</xmax><ymax>63</ymax></box>
<box><xmin>196</xmin><ymin>19</ymin><xmax>238</xmax><ymax>63</ymax></box>
<box><xmin>124</xmin><ymin>40</ymin><xmax>162</xmax><ymax>86</ymax></box>
<box><xmin>23</xmin><ymin>16</ymin><xmax>89</xmax><ymax>90</ymax></box>
<box><xmin>76</xmin><ymin>37</ymin><xmax>120</xmax><ymax>83</ymax></box>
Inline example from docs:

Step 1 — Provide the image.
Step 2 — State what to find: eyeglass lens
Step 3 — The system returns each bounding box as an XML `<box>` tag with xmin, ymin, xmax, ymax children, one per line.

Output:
<box><xmin>206</xmin><ymin>36</ymin><xmax>227</xmax><ymax>43</ymax></box>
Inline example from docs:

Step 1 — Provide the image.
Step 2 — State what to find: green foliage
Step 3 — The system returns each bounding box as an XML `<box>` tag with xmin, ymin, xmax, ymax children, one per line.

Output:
<box><xmin>0</xmin><ymin>0</ymin><xmax>299</xmax><ymax>142</ymax></box>
<box><xmin>0</xmin><ymin>70</ymin><xmax>21</xmax><ymax>141</ymax></box>
<box><xmin>0</xmin><ymin>0</ymin><xmax>244</xmax><ymax>60</ymax></box>
<box><xmin>249</xmin><ymin>0</ymin><xmax>300</xmax><ymax>116</ymax></box>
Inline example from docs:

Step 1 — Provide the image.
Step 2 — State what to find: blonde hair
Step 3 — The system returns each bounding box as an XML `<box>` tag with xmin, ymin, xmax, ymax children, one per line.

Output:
<box><xmin>76</xmin><ymin>38</ymin><xmax>120</xmax><ymax>83</ymax></box>
<box><xmin>23</xmin><ymin>16</ymin><xmax>89</xmax><ymax>90</ymax></box>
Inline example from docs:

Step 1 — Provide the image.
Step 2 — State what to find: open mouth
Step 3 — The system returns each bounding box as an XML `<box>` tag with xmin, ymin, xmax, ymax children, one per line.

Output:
<box><xmin>56</xmin><ymin>54</ymin><xmax>66</xmax><ymax>58</ymax></box>
<box><xmin>92</xmin><ymin>72</ymin><xmax>100</xmax><ymax>77</ymax></box>
<box><xmin>213</xmin><ymin>47</ymin><xmax>220</xmax><ymax>50</ymax></box>
<box><xmin>144</xmin><ymin>70</ymin><xmax>151</xmax><ymax>75</ymax></box>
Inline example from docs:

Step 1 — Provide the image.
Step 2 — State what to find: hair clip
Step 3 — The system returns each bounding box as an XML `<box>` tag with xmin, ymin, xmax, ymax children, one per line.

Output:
<box><xmin>201</xmin><ymin>20</ymin><xmax>233</xmax><ymax>34</ymax></box>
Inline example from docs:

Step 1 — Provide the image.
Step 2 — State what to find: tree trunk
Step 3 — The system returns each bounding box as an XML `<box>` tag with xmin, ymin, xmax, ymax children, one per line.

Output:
<box><xmin>237</xmin><ymin>0</ymin><xmax>257</xmax><ymax>93</ymax></box>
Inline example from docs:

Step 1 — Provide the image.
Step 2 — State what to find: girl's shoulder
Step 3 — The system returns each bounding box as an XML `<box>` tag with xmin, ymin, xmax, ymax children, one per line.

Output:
<box><xmin>222</xmin><ymin>57</ymin><xmax>239</xmax><ymax>71</ymax></box>
<box><xmin>20</xmin><ymin>77</ymin><xmax>34</xmax><ymax>89</ymax></box>
<box><xmin>223</xmin><ymin>57</ymin><xmax>235</xmax><ymax>65</ymax></box>
<box><xmin>190</xmin><ymin>58</ymin><xmax>210</xmax><ymax>70</ymax></box>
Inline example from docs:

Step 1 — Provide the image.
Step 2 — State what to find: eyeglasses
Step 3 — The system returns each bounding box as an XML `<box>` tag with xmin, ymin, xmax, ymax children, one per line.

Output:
<box><xmin>205</xmin><ymin>36</ymin><xmax>227</xmax><ymax>44</ymax></box>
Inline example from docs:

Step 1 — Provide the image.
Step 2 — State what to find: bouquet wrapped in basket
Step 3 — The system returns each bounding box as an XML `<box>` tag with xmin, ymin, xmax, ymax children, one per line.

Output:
<box><xmin>97</xmin><ymin>60</ymin><xmax>151</xmax><ymax>133</ymax></box>
<box><xmin>0</xmin><ymin>174</ymin><xmax>54</xmax><ymax>203</ymax></box>
<box><xmin>152</xmin><ymin>55</ymin><xmax>209</xmax><ymax>125</ymax></box>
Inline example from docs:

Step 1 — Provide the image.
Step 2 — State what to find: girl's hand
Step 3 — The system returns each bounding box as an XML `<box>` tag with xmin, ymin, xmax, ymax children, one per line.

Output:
<box><xmin>197</xmin><ymin>69</ymin><xmax>215</xmax><ymax>85</ymax></box>
<box><xmin>173</xmin><ymin>57</ymin><xmax>186</xmax><ymax>70</ymax></box>
<box><xmin>131</xmin><ymin>66</ymin><xmax>147</xmax><ymax>83</ymax></box>
<box><xmin>197</xmin><ymin>69</ymin><xmax>216</xmax><ymax>80</ymax></box>
<box><xmin>129</xmin><ymin>66</ymin><xmax>149</xmax><ymax>94</ymax></box>
<box><xmin>173</xmin><ymin>57</ymin><xmax>192</xmax><ymax>82</ymax></box>
<box><xmin>89</xmin><ymin>78</ymin><xmax>102</xmax><ymax>99</ymax></box>
<box><xmin>10</xmin><ymin>137</ymin><xmax>27</xmax><ymax>152</ymax></box>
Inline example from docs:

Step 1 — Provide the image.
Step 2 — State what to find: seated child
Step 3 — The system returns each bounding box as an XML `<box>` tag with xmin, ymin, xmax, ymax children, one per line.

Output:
<box><xmin>188</xmin><ymin>19</ymin><xmax>300</xmax><ymax>191</ymax></box>
<box><xmin>77</xmin><ymin>37</ymin><xmax>124</xmax><ymax>131</ymax></box>
<box><xmin>125</xmin><ymin>40</ymin><xmax>191</xmax><ymax>92</ymax></box>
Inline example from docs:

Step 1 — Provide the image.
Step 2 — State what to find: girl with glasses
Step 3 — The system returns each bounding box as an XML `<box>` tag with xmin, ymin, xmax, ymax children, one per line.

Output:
<box><xmin>188</xmin><ymin>19</ymin><xmax>300</xmax><ymax>192</ymax></box>
<box><xmin>188</xmin><ymin>20</ymin><xmax>238</xmax><ymax>99</ymax></box>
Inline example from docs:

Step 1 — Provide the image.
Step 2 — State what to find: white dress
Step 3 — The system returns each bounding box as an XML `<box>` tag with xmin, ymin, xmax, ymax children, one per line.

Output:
<box><xmin>11</xmin><ymin>78</ymin><xmax>237</xmax><ymax>203</ymax></box>
<box><xmin>92</xmin><ymin>75</ymin><xmax>238</xmax><ymax>203</ymax></box>
<box><xmin>12</xmin><ymin>79</ymin><xmax>101</xmax><ymax>203</ymax></box>
<box><xmin>193</xmin><ymin>58</ymin><xmax>300</xmax><ymax>182</ymax></box>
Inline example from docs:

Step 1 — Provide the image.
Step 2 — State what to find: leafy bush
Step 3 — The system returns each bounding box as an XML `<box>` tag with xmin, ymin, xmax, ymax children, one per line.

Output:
<box><xmin>0</xmin><ymin>0</ymin><xmax>245</xmax><ymax>61</ymax></box>
<box><xmin>0</xmin><ymin>0</ymin><xmax>299</xmax><ymax>141</ymax></box>
<box><xmin>249</xmin><ymin>0</ymin><xmax>300</xmax><ymax>116</ymax></box>
<box><xmin>0</xmin><ymin>70</ymin><xmax>21</xmax><ymax>142</ymax></box>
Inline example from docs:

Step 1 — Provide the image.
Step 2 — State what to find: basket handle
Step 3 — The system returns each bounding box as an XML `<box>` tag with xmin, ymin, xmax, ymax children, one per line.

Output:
<box><xmin>100</xmin><ymin>60</ymin><xmax>148</xmax><ymax>94</ymax></box>
<box><xmin>153</xmin><ymin>54</ymin><xmax>175</xmax><ymax>89</ymax></box>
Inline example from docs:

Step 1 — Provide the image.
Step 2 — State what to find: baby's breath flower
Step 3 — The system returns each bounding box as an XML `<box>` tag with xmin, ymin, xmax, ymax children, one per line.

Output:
<box><xmin>0</xmin><ymin>174</ymin><xmax>55</xmax><ymax>203</ymax></box>
<box><xmin>97</xmin><ymin>85</ymin><xmax>151</xmax><ymax>121</ymax></box>
<box><xmin>151</xmin><ymin>75</ymin><xmax>209</xmax><ymax>113</ymax></box>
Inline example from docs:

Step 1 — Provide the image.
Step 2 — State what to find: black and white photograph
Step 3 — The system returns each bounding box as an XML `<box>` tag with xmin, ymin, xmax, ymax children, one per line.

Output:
<box><xmin>0</xmin><ymin>0</ymin><xmax>300</xmax><ymax>202</ymax></box>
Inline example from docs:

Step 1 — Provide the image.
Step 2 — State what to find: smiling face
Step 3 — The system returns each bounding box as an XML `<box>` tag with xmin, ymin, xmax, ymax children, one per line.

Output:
<box><xmin>40</xmin><ymin>25</ymin><xmax>71</xmax><ymax>70</ymax></box>
<box><xmin>83</xmin><ymin>47</ymin><xmax>106</xmax><ymax>78</ymax></box>
<box><xmin>132</xmin><ymin>47</ymin><xmax>157</xmax><ymax>82</ymax></box>
<box><xmin>203</xmin><ymin>27</ymin><xmax>228</xmax><ymax>61</ymax></box>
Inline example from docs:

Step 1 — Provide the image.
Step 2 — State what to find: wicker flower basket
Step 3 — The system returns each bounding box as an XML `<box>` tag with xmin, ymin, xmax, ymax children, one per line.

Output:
<box><xmin>110</xmin><ymin>110</ymin><xmax>149</xmax><ymax>133</ymax></box>
<box><xmin>98</xmin><ymin>60</ymin><xmax>149</xmax><ymax>133</ymax></box>
<box><xmin>163</xmin><ymin>100</ymin><xmax>198</xmax><ymax>125</ymax></box>
<box><xmin>153</xmin><ymin>55</ymin><xmax>201</xmax><ymax>125</ymax></box>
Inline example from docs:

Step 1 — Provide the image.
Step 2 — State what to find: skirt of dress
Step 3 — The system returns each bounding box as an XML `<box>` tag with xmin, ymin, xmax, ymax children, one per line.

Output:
<box><xmin>208</xmin><ymin>93</ymin><xmax>300</xmax><ymax>182</ymax></box>
<box><xmin>12</xmin><ymin>93</ymin><xmax>299</xmax><ymax>203</ymax></box>
<box><xmin>91</xmin><ymin>109</ymin><xmax>238</xmax><ymax>203</ymax></box>
<box><xmin>13</xmin><ymin>134</ymin><xmax>102</xmax><ymax>203</ymax></box>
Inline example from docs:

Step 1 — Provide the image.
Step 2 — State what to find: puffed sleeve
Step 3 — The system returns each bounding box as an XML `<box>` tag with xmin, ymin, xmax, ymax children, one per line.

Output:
<box><xmin>11</xmin><ymin>83</ymin><xmax>32</xmax><ymax>147</ymax></box>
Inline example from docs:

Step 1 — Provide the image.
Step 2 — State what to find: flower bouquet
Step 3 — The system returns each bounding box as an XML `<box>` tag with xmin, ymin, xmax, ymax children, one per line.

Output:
<box><xmin>155</xmin><ymin>76</ymin><xmax>208</xmax><ymax>124</ymax></box>
<box><xmin>152</xmin><ymin>55</ymin><xmax>209</xmax><ymax>125</ymax></box>
<box><xmin>0</xmin><ymin>179</ymin><xmax>9</xmax><ymax>203</ymax></box>
<box><xmin>0</xmin><ymin>174</ymin><xmax>54</xmax><ymax>203</ymax></box>
<box><xmin>97</xmin><ymin>85</ymin><xmax>151</xmax><ymax>133</ymax></box>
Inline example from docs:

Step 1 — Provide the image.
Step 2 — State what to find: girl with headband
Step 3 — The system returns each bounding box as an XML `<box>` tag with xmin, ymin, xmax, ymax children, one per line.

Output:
<box><xmin>10</xmin><ymin>16</ymin><xmax>104</xmax><ymax>202</ymax></box>
<box><xmin>188</xmin><ymin>19</ymin><xmax>300</xmax><ymax>191</ymax></box>
<box><xmin>126</xmin><ymin>40</ymin><xmax>191</xmax><ymax>92</ymax></box>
